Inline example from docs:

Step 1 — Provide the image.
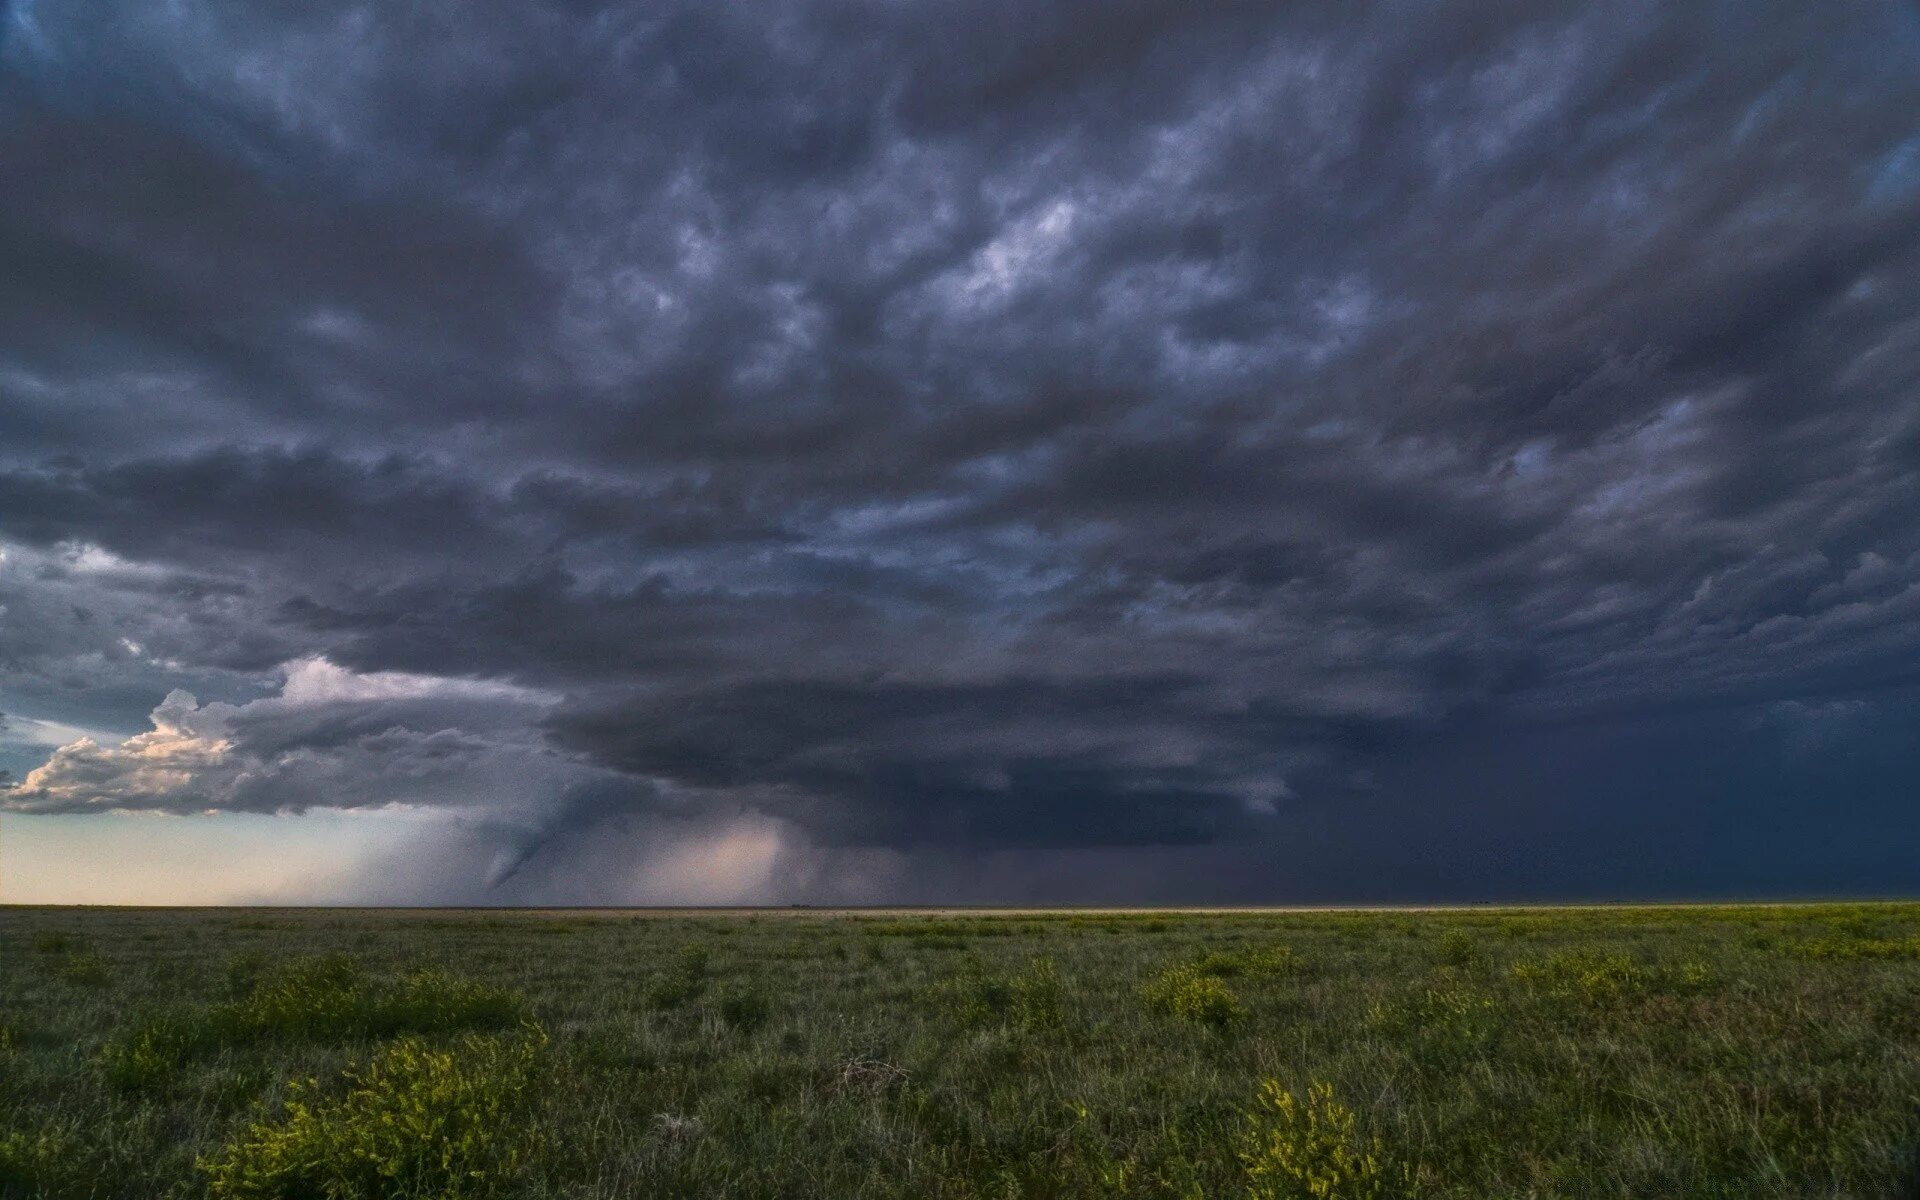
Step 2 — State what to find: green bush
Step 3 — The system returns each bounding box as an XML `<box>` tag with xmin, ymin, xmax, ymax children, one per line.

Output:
<box><xmin>1509</xmin><ymin>949</ymin><xmax>1716</xmax><ymax>1007</ymax></box>
<box><xmin>102</xmin><ymin>1021</ymin><xmax>186</xmax><ymax>1090</ymax></box>
<box><xmin>1366</xmin><ymin>985</ymin><xmax>1497</xmax><ymax>1063</ymax></box>
<box><xmin>101</xmin><ymin>958</ymin><xmax>528</xmax><ymax>1088</ymax></box>
<box><xmin>645</xmin><ymin>943</ymin><xmax>713</xmax><ymax>1010</ymax></box>
<box><xmin>1240</xmin><ymin>1079</ymin><xmax>1411</xmax><ymax>1200</ymax></box>
<box><xmin>673</xmin><ymin>943</ymin><xmax>712</xmax><ymax>975</ymax></box>
<box><xmin>1141</xmin><ymin>964</ymin><xmax>1246</xmax><ymax>1028</ymax></box>
<box><xmin>0</xmin><ymin>1127</ymin><xmax>79</xmax><ymax>1194</ymax></box>
<box><xmin>52</xmin><ymin>952</ymin><xmax>112</xmax><ymax>987</ymax></box>
<box><xmin>231</xmin><ymin>957</ymin><xmax>526</xmax><ymax>1039</ymax></box>
<box><xmin>239</xmin><ymin>955</ymin><xmax>369</xmax><ymax>1034</ymax></box>
<box><xmin>1193</xmin><ymin>946</ymin><xmax>1295</xmax><ymax>979</ymax></box>
<box><xmin>942</xmin><ymin>956</ymin><xmax>1067</xmax><ymax>1031</ymax></box>
<box><xmin>225</xmin><ymin>949</ymin><xmax>270</xmax><ymax>997</ymax></box>
<box><xmin>379</xmin><ymin>970</ymin><xmax>532</xmax><ymax>1035</ymax></box>
<box><xmin>645</xmin><ymin>973</ymin><xmax>706</xmax><ymax>1010</ymax></box>
<box><xmin>1008</xmin><ymin>956</ymin><xmax>1065</xmax><ymax>1031</ymax></box>
<box><xmin>715</xmin><ymin>984</ymin><xmax>771</xmax><ymax>1031</ymax></box>
<box><xmin>1666</xmin><ymin>960</ymin><xmax>1718</xmax><ymax>994</ymax></box>
<box><xmin>1510</xmin><ymin>950</ymin><xmax>1649</xmax><ymax>1006</ymax></box>
<box><xmin>863</xmin><ymin>919</ymin><xmax>1020</xmax><ymax>939</ymax></box>
<box><xmin>1782</xmin><ymin>935</ymin><xmax>1920</xmax><ymax>961</ymax></box>
<box><xmin>200</xmin><ymin>1031</ymin><xmax>547</xmax><ymax>1200</ymax></box>
<box><xmin>941</xmin><ymin>964</ymin><xmax>1010</xmax><ymax>1026</ymax></box>
<box><xmin>1437</xmin><ymin>929</ymin><xmax>1486</xmax><ymax>969</ymax></box>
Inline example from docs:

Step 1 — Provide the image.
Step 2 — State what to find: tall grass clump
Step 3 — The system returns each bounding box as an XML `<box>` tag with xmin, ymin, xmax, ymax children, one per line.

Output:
<box><xmin>200</xmin><ymin>1030</ymin><xmax>547</xmax><ymax>1200</ymax></box>
<box><xmin>1782</xmin><ymin>934</ymin><xmax>1920</xmax><ymax>961</ymax></box>
<box><xmin>1141</xmin><ymin>964</ymin><xmax>1246</xmax><ymax>1028</ymax></box>
<box><xmin>1436</xmin><ymin>929</ymin><xmax>1486</xmax><ymax>969</ymax></box>
<box><xmin>1509</xmin><ymin>949</ymin><xmax>1717</xmax><ymax>1010</ymax></box>
<box><xmin>864</xmin><ymin>919</ymin><xmax>1021</xmax><ymax>940</ymax></box>
<box><xmin>645</xmin><ymin>943</ymin><xmax>712</xmax><ymax>1010</ymax></box>
<box><xmin>54</xmin><ymin>953</ymin><xmax>112</xmax><ymax>986</ymax></box>
<box><xmin>942</xmin><ymin>956</ymin><xmax>1067</xmax><ymax>1031</ymax></box>
<box><xmin>1240</xmin><ymin>1080</ymin><xmax>1411</xmax><ymax>1200</ymax></box>
<box><xmin>235</xmin><ymin>956</ymin><xmax>528</xmax><ymax>1038</ymax></box>
<box><xmin>0</xmin><ymin>1127</ymin><xmax>80</xmax><ymax>1195</ymax></box>
<box><xmin>102</xmin><ymin>956</ymin><xmax>528</xmax><ymax>1088</ymax></box>
<box><xmin>1509</xmin><ymin>949</ymin><xmax>1649</xmax><ymax>1006</ymax></box>
<box><xmin>1192</xmin><ymin>946</ymin><xmax>1295</xmax><ymax>979</ymax></box>
<box><xmin>713</xmin><ymin>983</ymin><xmax>771</xmax><ymax>1031</ymax></box>
<box><xmin>1366</xmin><ymin>984</ymin><xmax>1496</xmax><ymax>1064</ymax></box>
<box><xmin>1008</xmin><ymin>956</ymin><xmax>1066</xmax><ymax>1030</ymax></box>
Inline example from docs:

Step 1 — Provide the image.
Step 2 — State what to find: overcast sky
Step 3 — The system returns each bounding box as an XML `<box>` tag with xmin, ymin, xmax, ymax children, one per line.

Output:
<box><xmin>3</xmin><ymin>0</ymin><xmax>1919</xmax><ymax>904</ymax></box>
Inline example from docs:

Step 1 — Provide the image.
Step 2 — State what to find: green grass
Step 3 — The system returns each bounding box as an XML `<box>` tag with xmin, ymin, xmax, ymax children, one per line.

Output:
<box><xmin>2</xmin><ymin>902</ymin><xmax>1919</xmax><ymax>1198</ymax></box>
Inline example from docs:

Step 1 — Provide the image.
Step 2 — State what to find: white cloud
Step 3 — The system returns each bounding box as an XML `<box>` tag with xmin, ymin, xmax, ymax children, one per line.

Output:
<box><xmin>945</xmin><ymin>199</ymin><xmax>1081</xmax><ymax>306</ymax></box>
<box><xmin>10</xmin><ymin>690</ymin><xmax>233</xmax><ymax>811</ymax></box>
<box><xmin>275</xmin><ymin>655</ymin><xmax>554</xmax><ymax>706</ymax></box>
<box><xmin>0</xmin><ymin>712</ymin><xmax>121</xmax><ymax>749</ymax></box>
<box><xmin>4</xmin><ymin>657</ymin><xmax>576</xmax><ymax>815</ymax></box>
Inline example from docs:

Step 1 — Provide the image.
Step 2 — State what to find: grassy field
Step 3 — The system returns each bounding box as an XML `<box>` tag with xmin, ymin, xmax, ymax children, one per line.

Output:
<box><xmin>3</xmin><ymin>903</ymin><xmax>1919</xmax><ymax>1198</ymax></box>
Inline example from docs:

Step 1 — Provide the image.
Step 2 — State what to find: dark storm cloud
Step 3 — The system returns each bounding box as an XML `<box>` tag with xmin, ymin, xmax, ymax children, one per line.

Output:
<box><xmin>4</xmin><ymin>0</ymin><xmax>1920</xmax><ymax>897</ymax></box>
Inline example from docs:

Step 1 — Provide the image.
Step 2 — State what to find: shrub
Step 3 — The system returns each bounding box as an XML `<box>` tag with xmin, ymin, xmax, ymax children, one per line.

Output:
<box><xmin>0</xmin><ymin>1128</ymin><xmax>74</xmax><ymax>1182</ymax></box>
<box><xmin>1366</xmin><ymin>985</ymin><xmax>1497</xmax><ymax>1062</ymax></box>
<box><xmin>1141</xmin><ymin>964</ymin><xmax>1246</xmax><ymax>1028</ymax></box>
<box><xmin>1782</xmin><ymin>935</ymin><xmax>1920</xmax><ymax>961</ymax></box>
<box><xmin>32</xmin><ymin>936</ymin><xmax>111</xmax><ymax>986</ymax></box>
<box><xmin>943</xmin><ymin>964</ymin><xmax>1012</xmax><ymax>1027</ymax></box>
<box><xmin>1193</xmin><ymin>946</ymin><xmax>1295</xmax><ymax>979</ymax></box>
<box><xmin>1437</xmin><ymin>929</ymin><xmax>1486</xmax><ymax>969</ymax></box>
<box><xmin>673</xmin><ymin>943</ymin><xmax>712</xmax><ymax>976</ymax></box>
<box><xmin>102</xmin><ymin>1021</ymin><xmax>187</xmax><ymax>1090</ymax></box>
<box><xmin>225</xmin><ymin>950</ymin><xmax>269</xmax><ymax>997</ymax></box>
<box><xmin>942</xmin><ymin>956</ymin><xmax>1066</xmax><ymax>1031</ymax></box>
<box><xmin>200</xmin><ymin>1031</ymin><xmax>547</xmax><ymax>1199</ymax></box>
<box><xmin>240</xmin><ymin>955</ymin><xmax>369</xmax><ymax>1035</ymax></box>
<box><xmin>1666</xmin><ymin>960</ymin><xmax>1718</xmax><ymax>994</ymax></box>
<box><xmin>864</xmin><ymin>919</ymin><xmax>1019</xmax><ymax>939</ymax></box>
<box><xmin>32</xmin><ymin>936</ymin><xmax>110</xmax><ymax>983</ymax></box>
<box><xmin>0</xmin><ymin>1127</ymin><xmax>79</xmax><ymax>1194</ymax></box>
<box><xmin>645</xmin><ymin>943</ymin><xmax>713</xmax><ymax>1010</ymax></box>
<box><xmin>715</xmin><ymin>984</ymin><xmax>771</xmax><ymax>1031</ymax></box>
<box><xmin>209</xmin><ymin>956</ymin><xmax>526</xmax><ymax>1040</ymax></box>
<box><xmin>100</xmin><ymin>958</ymin><xmax>529</xmax><ymax>1088</ymax></box>
<box><xmin>1510</xmin><ymin>950</ymin><xmax>1650</xmax><ymax>1006</ymax></box>
<box><xmin>51</xmin><ymin>952</ymin><xmax>112</xmax><ymax>987</ymax></box>
<box><xmin>1009</xmin><ymin>957</ymin><xmax>1066</xmax><ymax>1031</ymax></box>
<box><xmin>1240</xmin><ymin>1080</ymin><xmax>1411</xmax><ymax>1200</ymax></box>
<box><xmin>645</xmin><ymin>973</ymin><xmax>706</xmax><ymax>1010</ymax></box>
<box><xmin>379</xmin><ymin>969</ymin><xmax>532</xmax><ymax>1035</ymax></box>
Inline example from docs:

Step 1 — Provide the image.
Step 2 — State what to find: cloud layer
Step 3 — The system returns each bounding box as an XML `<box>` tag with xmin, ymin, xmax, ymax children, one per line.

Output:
<box><xmin>4</xmin><ymin>0</ymin><xmax>1920</xmax><ymax>899</ymax></box>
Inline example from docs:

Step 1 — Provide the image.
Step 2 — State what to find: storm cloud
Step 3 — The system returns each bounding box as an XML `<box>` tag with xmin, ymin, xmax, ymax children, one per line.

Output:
<box><xmin>3</xmin><ymin>0</ymin><xmax>1919</xmax><ymax>901</ymax></box>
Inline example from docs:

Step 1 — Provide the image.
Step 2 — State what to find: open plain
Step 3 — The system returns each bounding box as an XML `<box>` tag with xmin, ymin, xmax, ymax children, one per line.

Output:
<box><xmin>3</xmin><ymin>902</ymin><xmax>1919</xmax><ymax>1198</ymax></box>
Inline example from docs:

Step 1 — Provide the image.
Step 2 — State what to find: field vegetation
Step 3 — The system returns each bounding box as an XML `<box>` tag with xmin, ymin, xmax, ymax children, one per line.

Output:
<box><xmin>3</xmin><ymin>903</ymin><xmax>1919</xmax><ymax>1198</ymax></box>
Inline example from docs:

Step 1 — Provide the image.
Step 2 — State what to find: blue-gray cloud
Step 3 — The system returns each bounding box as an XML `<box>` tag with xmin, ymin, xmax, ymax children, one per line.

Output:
<box><xmin>3</xmin><ymin>0</ymin><xmax>1919</xmax><ymax>899</ymax></box>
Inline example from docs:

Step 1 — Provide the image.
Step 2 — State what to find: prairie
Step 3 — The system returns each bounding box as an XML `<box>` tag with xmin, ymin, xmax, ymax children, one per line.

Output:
<box><xmin>2</xmin><ymin>902</ymin><xmax>1918</xmax><ymax>1198</ymax></box>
